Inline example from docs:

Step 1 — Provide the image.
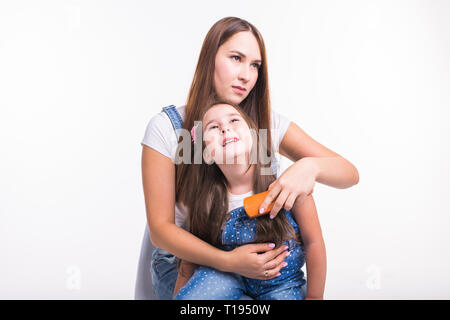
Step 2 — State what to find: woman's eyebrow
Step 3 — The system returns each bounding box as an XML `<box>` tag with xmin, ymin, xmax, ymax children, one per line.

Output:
<box><xmin>229</xmin><ymin>50</ymin><xmax>262</xmax><ymax>63</ymax></box>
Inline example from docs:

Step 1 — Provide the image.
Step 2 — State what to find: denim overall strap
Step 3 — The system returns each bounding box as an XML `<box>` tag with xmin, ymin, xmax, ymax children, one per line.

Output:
<box><xmin>161</xmin><ymin>105</ymin><xmax>183</xmax><ymax>139</ymax></box>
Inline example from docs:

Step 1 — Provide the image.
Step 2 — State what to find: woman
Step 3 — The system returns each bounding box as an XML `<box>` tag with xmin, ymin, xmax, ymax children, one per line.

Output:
<box><xmin>137</xmin><ymin>17</ymin><xmax>359</xmax><ymax>300</ymax></box>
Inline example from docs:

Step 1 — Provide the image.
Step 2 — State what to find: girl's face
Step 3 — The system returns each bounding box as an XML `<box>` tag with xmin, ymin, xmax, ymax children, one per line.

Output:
<box><xmin>202</xmin><ymin>104</ymin><xmax>253</xmax><ymax>164</ymax></box>
<box><xmin>213</xmin><ymin>31</ymin><xmax>262</xmax><ymax>105</ymax></box>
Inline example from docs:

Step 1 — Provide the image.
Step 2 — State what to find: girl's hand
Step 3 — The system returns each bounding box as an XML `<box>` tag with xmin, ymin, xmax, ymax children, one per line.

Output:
<box><xmin>179</xmin><ymin>259</ymin><xmax>198</xmax><ymax>278</ymax></box>
<box><xmin>173</xmin><ymin>260</ymin><xmax>198</xmax><ymax>298</ymax></box>
<box><xmin>225</xmin><ymin>243</ymin><xmax>290</xmax><ymax>280</ymax></box>
<box><xmin>259</xmin><ymin>157</ymin><xmax>318</xmax><ymax>219</ymax></box>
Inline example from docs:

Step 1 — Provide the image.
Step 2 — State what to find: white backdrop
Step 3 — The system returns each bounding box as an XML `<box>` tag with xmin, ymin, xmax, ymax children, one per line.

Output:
<box><xmin>1</xmin><ymin>0</ymin><xmax>449</xmax><ymax>299</ymax></box>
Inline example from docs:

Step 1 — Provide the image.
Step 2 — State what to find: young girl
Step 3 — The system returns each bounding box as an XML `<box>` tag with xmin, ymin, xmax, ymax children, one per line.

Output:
<box><xmin>173</xmin><ymin>102</ymin><xmax>327</xmax><ymax>300</ymax></box>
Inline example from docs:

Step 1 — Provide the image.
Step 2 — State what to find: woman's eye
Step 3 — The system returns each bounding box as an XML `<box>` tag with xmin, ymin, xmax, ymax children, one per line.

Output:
<box><xmin>231</xmin><ymin>119</ymin><xmax>240</xmax><ymax>123</ymax></box>
<box><xmin>252</xmin><ymin>63</ymin><xmax>261</xmax><ymax>69</ymax></box>
<box><xmin>231</xmin><ymin>55</ymin><xmax>240</xmax><ymax>61</ymax></box>
<box><xmin>210</xmin><ymin>125</ymin><xmax>218</xmax><ymax>130</ymax></box>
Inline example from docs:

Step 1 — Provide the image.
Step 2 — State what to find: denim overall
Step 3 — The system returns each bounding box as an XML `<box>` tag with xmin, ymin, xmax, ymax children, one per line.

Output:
<box><xmin>150</xmin><ymin>105</ymin><xmax>301</xmax><ymax>300</ymax></box>
<box><xmin>174</xmin><ymin>207</ymin><xmax>306</xmax><ymax>300</ymax></box>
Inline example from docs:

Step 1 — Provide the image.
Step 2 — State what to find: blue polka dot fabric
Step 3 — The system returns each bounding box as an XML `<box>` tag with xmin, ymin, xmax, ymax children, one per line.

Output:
<box><xmin>174</xmin><ymin>206</ymin><xmax>306</xmax><ymax>300</ymax></box>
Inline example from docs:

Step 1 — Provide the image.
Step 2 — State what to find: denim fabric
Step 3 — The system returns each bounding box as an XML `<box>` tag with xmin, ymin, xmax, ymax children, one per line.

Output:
<box><xmin>162</xmin><ymin>105</ymin><xmax>183</xmax><ymax>139</ymax></box>
<box><xmin>150</xmin><ymin>247</ymin><xmax>178</xmax><ymax>300</ymax></box>
<box><xmin>174</xmin><ymin>206</ymin><xmax>306</xmax><ymax>300</ymax></box>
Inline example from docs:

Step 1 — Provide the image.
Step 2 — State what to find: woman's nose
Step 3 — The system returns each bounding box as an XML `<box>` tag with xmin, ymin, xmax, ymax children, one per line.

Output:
<box><xmin>238</xmin><ymin>65</ymin><xmax>250</xmax><ymax>82</ymax></box>
<box><xmin>221</xmin><ymin>127</ymin><xmax>230</xmax><ymax>133</ymax></box>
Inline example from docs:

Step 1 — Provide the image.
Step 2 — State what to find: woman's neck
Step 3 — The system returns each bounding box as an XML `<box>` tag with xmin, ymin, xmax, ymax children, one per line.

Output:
<box><xmin>217</xmin><ymin>163</ymin><xmax>255</xmax><ymax>195</ymax></box>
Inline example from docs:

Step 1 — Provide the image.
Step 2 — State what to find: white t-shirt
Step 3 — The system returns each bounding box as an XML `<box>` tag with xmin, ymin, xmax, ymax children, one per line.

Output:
<box><xmin>140</xmin><ymin>104</ymin><xmax>291</xmax><ymax>227</ymax></box>
<box><xmin>228</xmin><ymin>190</ymin><xmax>254</xmax><ymax>212</ymax></box>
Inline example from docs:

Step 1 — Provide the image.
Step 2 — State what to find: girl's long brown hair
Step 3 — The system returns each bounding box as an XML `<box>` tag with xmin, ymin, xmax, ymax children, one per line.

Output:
<box><xmin>175</xmin><ymin>17</ymin><xmax>297</xmax><ymax>247</ymax></box>
<box><xmin>180</xmin><ymin>101</ymin><xmax>297</xmax><ymax>247</ymax></box>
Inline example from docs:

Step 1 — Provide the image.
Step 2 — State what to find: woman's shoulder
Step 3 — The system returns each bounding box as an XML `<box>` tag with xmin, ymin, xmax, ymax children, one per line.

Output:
<box><xmin>142</xmin><ymin>104</ymin><xmax>186</xmax><ymax>134</ymax></box>
<box><xmin>270</xmin><ymin>107</ymin><xmax>291</xmax><ymax>129</ymax></box>
<box><xmin>149</xmin><ymin>104</ymin><xmax>186</xmax><ymax>125</ymax></box>
<box><xmin>140</xmin><ymin>104</ymin><xmax>187</xmax><ymax>160</ymax></box>
<box><xmin>270</xmin><ymin>107</ymin><xmax>292</xmax><ymax>152</ymax></box>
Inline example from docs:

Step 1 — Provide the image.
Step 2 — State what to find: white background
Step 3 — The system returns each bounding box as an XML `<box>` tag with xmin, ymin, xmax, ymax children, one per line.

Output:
<box><xmin>1</xmin><ymin>0</ymin><xmax>449</xmax><ymax>299</ymax></box>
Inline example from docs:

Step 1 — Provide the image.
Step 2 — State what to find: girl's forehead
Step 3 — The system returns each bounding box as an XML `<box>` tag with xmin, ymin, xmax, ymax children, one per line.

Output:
<box><xmin>203</xmin><ymin>104</ymin><xmax>241</xmax><ymax>125</ymax></box>
<box><xmin>205</xmin><ymin>104</ymin><xmax>237</xmax><ymax>117</ymax></box>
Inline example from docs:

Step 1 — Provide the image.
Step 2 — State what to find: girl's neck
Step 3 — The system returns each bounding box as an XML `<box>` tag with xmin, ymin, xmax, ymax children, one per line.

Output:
<box><xmin>217</xmin><ymin>163</ymin><xmax>255</xmax><ymax>195</ymax></box>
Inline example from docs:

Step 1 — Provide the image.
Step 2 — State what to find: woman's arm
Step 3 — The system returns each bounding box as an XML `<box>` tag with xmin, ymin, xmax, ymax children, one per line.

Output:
<box><xmin>260</xmin><ymin>121</ymin><xmax>360</xmax><ymax>218</ymax></box>
<box><xmin>279</xmin><ymin>122</ymin><xmax>359</xmax><ymax>188</ymax></box>
<box><xmin>291</xmin><ymin>194</ymin><xmax>327</xmax><ymax>300</ymax></box>
<box><xmin>142</xmin><ymin>145</ymin><xmax>289</xmax><ymax>279</ymax></box>
<box><xmin>142</xmin><ymin>145</ymin><xmax>222</xmax><ymax>265</ymax></box>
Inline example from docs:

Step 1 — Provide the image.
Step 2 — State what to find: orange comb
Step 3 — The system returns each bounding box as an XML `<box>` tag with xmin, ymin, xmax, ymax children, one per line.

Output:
<box><xmin>243</xmin><ymin>191</ymin><xmax>274</xmax><ymax>218</ymax></box>
<box><xmin>243</xmin><ymin>189</ymin><xmax>314</xmax><ymax>218</ymax></box>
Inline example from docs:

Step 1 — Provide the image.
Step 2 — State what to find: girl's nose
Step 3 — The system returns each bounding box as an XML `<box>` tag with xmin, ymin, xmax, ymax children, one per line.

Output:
<box><xmin>221</xmin><ymin>127</ymin><xmax>230</xmax><ymax>133</ymax></box>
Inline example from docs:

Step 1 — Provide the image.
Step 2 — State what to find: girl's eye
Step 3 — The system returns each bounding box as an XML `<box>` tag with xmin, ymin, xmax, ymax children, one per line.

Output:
<box><xmin>208</xmin><ymin>119</ymin><xmax>239</xmax><ymax>130</ymax></box>
<box><xmin>231</xmin><ymin>55</ymin><xmax>240</xmax><ymax>61</ymax></box>
<box><xmin>252</xmin><ymin>63</ymin><xmax>261</xmax><ymax>69</ymax></box>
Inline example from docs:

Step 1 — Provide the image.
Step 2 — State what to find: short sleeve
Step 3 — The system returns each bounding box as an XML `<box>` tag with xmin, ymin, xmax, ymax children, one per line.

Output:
<box><xmin>271</xmin><ymin>108</ymin><xmax>291</xmax><ymax>152</ymax></box>
<box><xmin>140</xmin><ymin>112</ymin><xmax>178</xmax><ymax>162</ymax></box>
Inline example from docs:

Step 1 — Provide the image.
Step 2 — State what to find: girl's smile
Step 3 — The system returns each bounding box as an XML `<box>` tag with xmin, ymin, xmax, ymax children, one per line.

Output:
<box><xmin>223</xmin><ymin>137</ymin><xmax>240</xmax><ymax>147</ymax></box>
<box><xmin>202</xmin><ymin>104</ymin><xmax>253</xmax><ymax>165</ymax></box>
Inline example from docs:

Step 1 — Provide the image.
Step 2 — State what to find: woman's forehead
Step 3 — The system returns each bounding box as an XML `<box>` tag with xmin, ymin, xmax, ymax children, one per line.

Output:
<box><xmin>220</xmin><ymin>32</ymin><xmax>261</xmax><ymax>61</ymax></box>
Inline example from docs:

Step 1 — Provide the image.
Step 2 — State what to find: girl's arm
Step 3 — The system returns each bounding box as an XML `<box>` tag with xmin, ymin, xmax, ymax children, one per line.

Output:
<box><xmin>173</xmin><ymin>260</ymin><xmax>198</xmax><ymax>298</ymax></box>
<box><xmin>291</xmin><ymin>194</ymin><xmax>327</xmax><ymax>300</ymax></box>
<box><xmin>142</xmin><ymin>145</ymin><xmax>289</xmax><ymax>280</ymax></box>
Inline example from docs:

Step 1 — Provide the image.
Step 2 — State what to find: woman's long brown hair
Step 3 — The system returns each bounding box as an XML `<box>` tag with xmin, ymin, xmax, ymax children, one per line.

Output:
<box><xmin>175</xmin><ymin>17</ymin><xmax>297</xmax><ymax>247</ymax></box>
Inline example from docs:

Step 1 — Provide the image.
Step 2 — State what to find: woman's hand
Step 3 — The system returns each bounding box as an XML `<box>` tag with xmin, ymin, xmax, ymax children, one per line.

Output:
<box><xmin>259</xmin><ymin>157</ymin><xmax>318</xmax><ymax>219</ymax></box>
<box><xmin>225</xmin><ymin>243</ymin><xmax>290</xmax><ymax>280</ymax></box>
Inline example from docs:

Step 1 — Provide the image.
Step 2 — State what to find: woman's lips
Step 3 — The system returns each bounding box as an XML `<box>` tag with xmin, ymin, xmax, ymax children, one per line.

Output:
<box><xmin>232</xmin><ymin>86</ymin><xmax>246</xmax><ymax>95</ymax></box>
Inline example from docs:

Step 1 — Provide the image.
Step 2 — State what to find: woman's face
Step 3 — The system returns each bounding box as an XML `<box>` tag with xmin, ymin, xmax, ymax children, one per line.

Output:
<box><xmin>213</xmin><ymin>31</ymin><xmax>262</xmax><ymax>105</ymax></box>
<box><xmin>202</xmin><ymin>104</ymin><xmax>253</xmax><ymax>164</ymax></box>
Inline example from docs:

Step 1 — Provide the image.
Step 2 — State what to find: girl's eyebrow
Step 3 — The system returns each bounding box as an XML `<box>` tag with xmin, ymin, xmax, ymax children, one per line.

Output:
<box><xmin>205</xmin><ymin>112</ymin><xmax>242</xmax><ymax>128</ymax></box>
<box><xmin>229</xmin><ymin>50</ymin><xmax>262</xmax><ymax>64</ymax></box>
